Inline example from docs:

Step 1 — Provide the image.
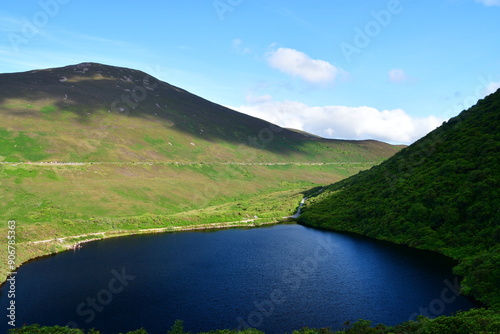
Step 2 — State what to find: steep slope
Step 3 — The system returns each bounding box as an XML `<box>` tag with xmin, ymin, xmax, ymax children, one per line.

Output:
<box><xmin>0</xmin><ymin>62</ymin><xmax>398</xmax><ymax>163</ymax></box>
<box><xmin>299</xmin><ymin>90</ymin><xmax>500</xmax><ymax>308</ymax></box>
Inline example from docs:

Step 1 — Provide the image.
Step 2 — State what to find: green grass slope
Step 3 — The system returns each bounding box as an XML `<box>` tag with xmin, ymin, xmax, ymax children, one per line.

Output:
<box><xmin>0</xmin><ymin>62</ymin><xmax>401</xmax><ymax>224</ymax></box>
<box><xmin>299</xmin><ymin>89</ymin><xmax>500</xmax><ymax>309</ymax></box>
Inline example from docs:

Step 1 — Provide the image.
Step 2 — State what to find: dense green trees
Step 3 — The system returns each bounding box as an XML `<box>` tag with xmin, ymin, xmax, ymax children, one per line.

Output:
<box><xmin>299</xmin><ymin>90</ymin><xmax>500</xmax><ymax>310</ymax></box>
<box><xmin>9</xmin><ymin>309</ymin><xmax>500</xmax><ymax>333</ymax></box>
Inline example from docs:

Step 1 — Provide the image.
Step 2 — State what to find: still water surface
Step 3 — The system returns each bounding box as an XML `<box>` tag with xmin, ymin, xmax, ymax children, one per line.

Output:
<box><xmin>0</xmin><ymin>223</ymin><xmax>479</xmax><ymax>333</ymax></box>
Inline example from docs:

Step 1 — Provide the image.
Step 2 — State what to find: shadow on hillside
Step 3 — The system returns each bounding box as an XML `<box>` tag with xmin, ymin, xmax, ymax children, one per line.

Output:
<box><xmin>0</xmin><ymin>63</ymin><xmax>381</xmax><ymax>157</ymax></box>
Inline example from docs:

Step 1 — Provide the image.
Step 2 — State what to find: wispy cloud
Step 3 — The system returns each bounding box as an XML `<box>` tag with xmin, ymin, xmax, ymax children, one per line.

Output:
<box><xmin>245</xmin><ymin>93</ymin><xmax>273</xmax><ymax>104</ymax></box>
<box><xmin>63</xmin><ymin>31</ymin><xmax>132</xmax><ymax>46</ymax></box>
<box><xmin>485</xmin><ymin>81</ymin><xmax>500</xmax><ymax>95</ymax></box>
<box><xmin>0</xmin><ymin>13</ymin><xmax>23</xmax><ymax>32</ymax></box>
<box><xmin>232</xmin><ymin>38</ymin><xmax>251</xmax><ymax>54</ymax></box>
<box><xmin>266</xmin><ymin>47</ymin><xmax>345</xmax><ymax>85</ymax></box>
<box><xmin>232</xmin><ymin>99</ymin><xmax>443</xmax><ymax>144</ymax></box>
<box><xmin>388</xmin><ymin>69</ymin><xmax>411</xmax><ymax>83</ymax></box>
<box><xmin>262</xmin><ymin>6</ymin><xmax>311</xmax><ymax>28</ymax></box>
<box><xmin>474</xmin><ymin>0</ymin><xmax>500</xmax><ymax>6</ymax></box>
<box><xmin>0</xmin><ymin>24</ymin><xmax>160</xmax><ymax>75</ymax></box>
<box><xmin>0</xmin><ymin>55</ymin><xmax>55</xmax><ymax>72</ymax></box>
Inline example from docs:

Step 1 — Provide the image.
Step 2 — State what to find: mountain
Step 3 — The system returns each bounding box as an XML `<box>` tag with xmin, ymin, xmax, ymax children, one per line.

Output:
<box><xmin>298</xmin><ymin>89</ymin><xmax>500</xmax><ymax>309</ymax></box>
<box><xmin>0</xmin><ymin>62</ymin><xmax>398</xmax><ymax>163</ymax></box>
<box><xmin>0</xmin><ymin>62</ymin><xmax>401</xmax><ymax>220</ymax></box>
<box><xmin>0</xmin><ymin>63</ymin><xmax>402</xmax><ymax>282</ymax></box>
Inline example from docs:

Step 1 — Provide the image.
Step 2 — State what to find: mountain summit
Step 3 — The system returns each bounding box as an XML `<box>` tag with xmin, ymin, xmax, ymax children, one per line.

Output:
<box><xmin>0</xmin><ymin>63</ymin><xmax>399</xmax><ymax>163</ymax></box>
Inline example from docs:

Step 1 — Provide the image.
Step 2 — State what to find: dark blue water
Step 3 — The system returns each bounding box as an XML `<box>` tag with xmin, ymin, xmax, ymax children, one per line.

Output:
<box><xmin>0</xmin><ymin>223</ymin><xmax>479</xmax><ymax>333</ymax></box>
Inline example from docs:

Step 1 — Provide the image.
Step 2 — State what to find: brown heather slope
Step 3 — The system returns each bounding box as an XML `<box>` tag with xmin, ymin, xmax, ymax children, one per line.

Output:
<box><xmin>0</xmin><ymin>62</ymin><xmax>400</xmax><ymax>163</ymax></box>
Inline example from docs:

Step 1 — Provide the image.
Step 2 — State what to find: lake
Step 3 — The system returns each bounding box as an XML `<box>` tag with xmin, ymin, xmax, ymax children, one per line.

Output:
<box><xmin>0</xmin><ymin>223</ymin><xmax>479</xmax><ymax>333</ymax></box>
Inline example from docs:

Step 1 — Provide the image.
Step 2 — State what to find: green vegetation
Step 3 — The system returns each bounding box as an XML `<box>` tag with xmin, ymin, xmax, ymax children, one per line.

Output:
<box><xmin>41</xmin><ymin>106</ymin><xmax>57</xmax><ymax>114</ymax></box>
<box><xmin>299</xmin><ymin>90</ymin><xmax>500</xmax><ymax>311</ymax></box>
<box><xmin>0</xmin><ymin>128</ymin><xmax>48</xmax><ymax>162</ymax></box>
<box><xmin>0</xmin><ymin>63</ymin><xmax>401</xmax><ymax>284</ymax></box>
<box><xmin>0</xmin><ymin>182</ymin><xmax>305</xmax><ymax>282</ymax></box>
<box><xmin>8</xmin><ymin>309</ymin><xmax>500</xmax><ymax>333</ymax></box>
<box><xmin>7</xmin><ymin>64</ymin><xmax>498</xmax><ymax>334</ymax></box>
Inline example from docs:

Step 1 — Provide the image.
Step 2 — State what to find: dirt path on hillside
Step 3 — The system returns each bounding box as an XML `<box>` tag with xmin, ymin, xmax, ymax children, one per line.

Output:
<box><xmin>31</xmin><ymin>232</ymin><xmax>106</xmax><ymax>244</ymax></box>
<box><xmin>0</xmin><ymin>161</ymin><xmax>377</xmax><ymax>166</ymax></box>
<box><xmin>27</xmin><ymin>218</ymin><xmax>264</xmax><ymax>246</ymax></box>
<box><xmin>285</xmin><ymin>187</ymin><xmax>324</xmax><ymax>219</ymax></box>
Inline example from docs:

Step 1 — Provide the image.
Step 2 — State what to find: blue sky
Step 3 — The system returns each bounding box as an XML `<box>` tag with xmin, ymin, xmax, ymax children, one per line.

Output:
<box><xmin>1</xmin><ymin>0</ymin><xmax>499</xmax><ymax>144</ymax></box>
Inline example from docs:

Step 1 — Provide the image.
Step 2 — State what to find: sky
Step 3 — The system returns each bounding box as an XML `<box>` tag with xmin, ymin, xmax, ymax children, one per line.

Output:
<box><xmin>0</xmin><ymin>0</ymin><xmax>499</xmax><ymax>144</ymax></box>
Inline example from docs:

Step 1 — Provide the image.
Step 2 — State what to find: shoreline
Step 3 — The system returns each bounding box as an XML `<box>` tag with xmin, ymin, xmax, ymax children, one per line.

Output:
<box><xmin>1</xmin><ymin>217</ymin><xmax>490</xmax><ymax>312</ymax></box>
<box><xmin>1</xmin><ymin>219</ymin><xmax>287</xmax><ymax>287</ymax></box>
<box><xmin>295</xmin><ymin>221</ymin><xmax>489</xmax><ymax>310</ymax></box>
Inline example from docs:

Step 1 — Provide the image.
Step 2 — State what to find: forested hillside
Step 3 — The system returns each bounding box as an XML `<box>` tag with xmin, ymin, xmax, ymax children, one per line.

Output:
<box><xmin>299</xmin><ymin>90</ymin><xmax>500</xmax><ymax>309</ymax></box>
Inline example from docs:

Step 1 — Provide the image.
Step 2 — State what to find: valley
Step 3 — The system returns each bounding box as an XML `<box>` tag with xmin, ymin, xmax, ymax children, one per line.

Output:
<box><xmin>2</xmin><ymin>0</ymin><xmax>499</xmax><ymax>332</ymax></box>
<box><xmin>0</xmin><ymin>63</ymin><xmax>401</xmax><ymax>285</ymax></box>
<box><xmin>1</xmin><ymin>63</ymin><xmax>498</xmax><ymax>333</ymax></box>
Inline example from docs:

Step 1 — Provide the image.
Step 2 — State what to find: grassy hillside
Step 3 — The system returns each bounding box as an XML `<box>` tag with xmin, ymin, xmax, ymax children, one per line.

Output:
<box><xmin>0</xmin><ymin>62</ymin><xmax>397</xmax><ymax>163</ymax></box>
<box><xmin>299</xmin><ymin>89</ymin><xmax>500</xmax><ymax>309</ymax></box>
<box><xmin>0</xmin><ymin>63</ymin><xmax>401</xmax><ymax>283</ymax></box>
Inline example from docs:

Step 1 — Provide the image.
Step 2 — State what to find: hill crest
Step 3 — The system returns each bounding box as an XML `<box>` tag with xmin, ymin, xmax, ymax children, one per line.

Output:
<box><xmin>0</xmin><ymin>62</ymin><xmax>401</xmax><ymax>163</ymax></box>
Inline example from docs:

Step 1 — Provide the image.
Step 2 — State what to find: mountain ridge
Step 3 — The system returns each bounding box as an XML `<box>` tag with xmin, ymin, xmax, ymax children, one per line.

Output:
<box><xmin>0</xmin><ymin>62</ymin><xmax>401</xmax><ymax>164</ymax></box>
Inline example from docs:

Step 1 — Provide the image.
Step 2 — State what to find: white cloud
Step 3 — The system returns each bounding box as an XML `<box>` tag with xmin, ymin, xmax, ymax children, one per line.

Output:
<box><xmin>485</xmin><ymin>81</ymin><xmax>500</xmax><ymax>95</ymax></box>
<box><xmin>232</xmin><ymin>99</ymin><xmax>443</xmax><ymax>144</ymax></box>
<box><xmin>388</xmin><ymin>69</ymin><xmax>410</xmax><ymax>83</ymax></box>
<box><xmin>266</xmin><ymin>47</ymin><xmax>344</xmax><ymax>84</ymax></box>
<box><xmin>245</xmin><ymin>93</ymin><xmax>273</xmax><ymax>104</ymax></box>
<box><xmin>474</xmin><ymin>0</ymin><xmax>500</xmax><ymax>6</ymax></box>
